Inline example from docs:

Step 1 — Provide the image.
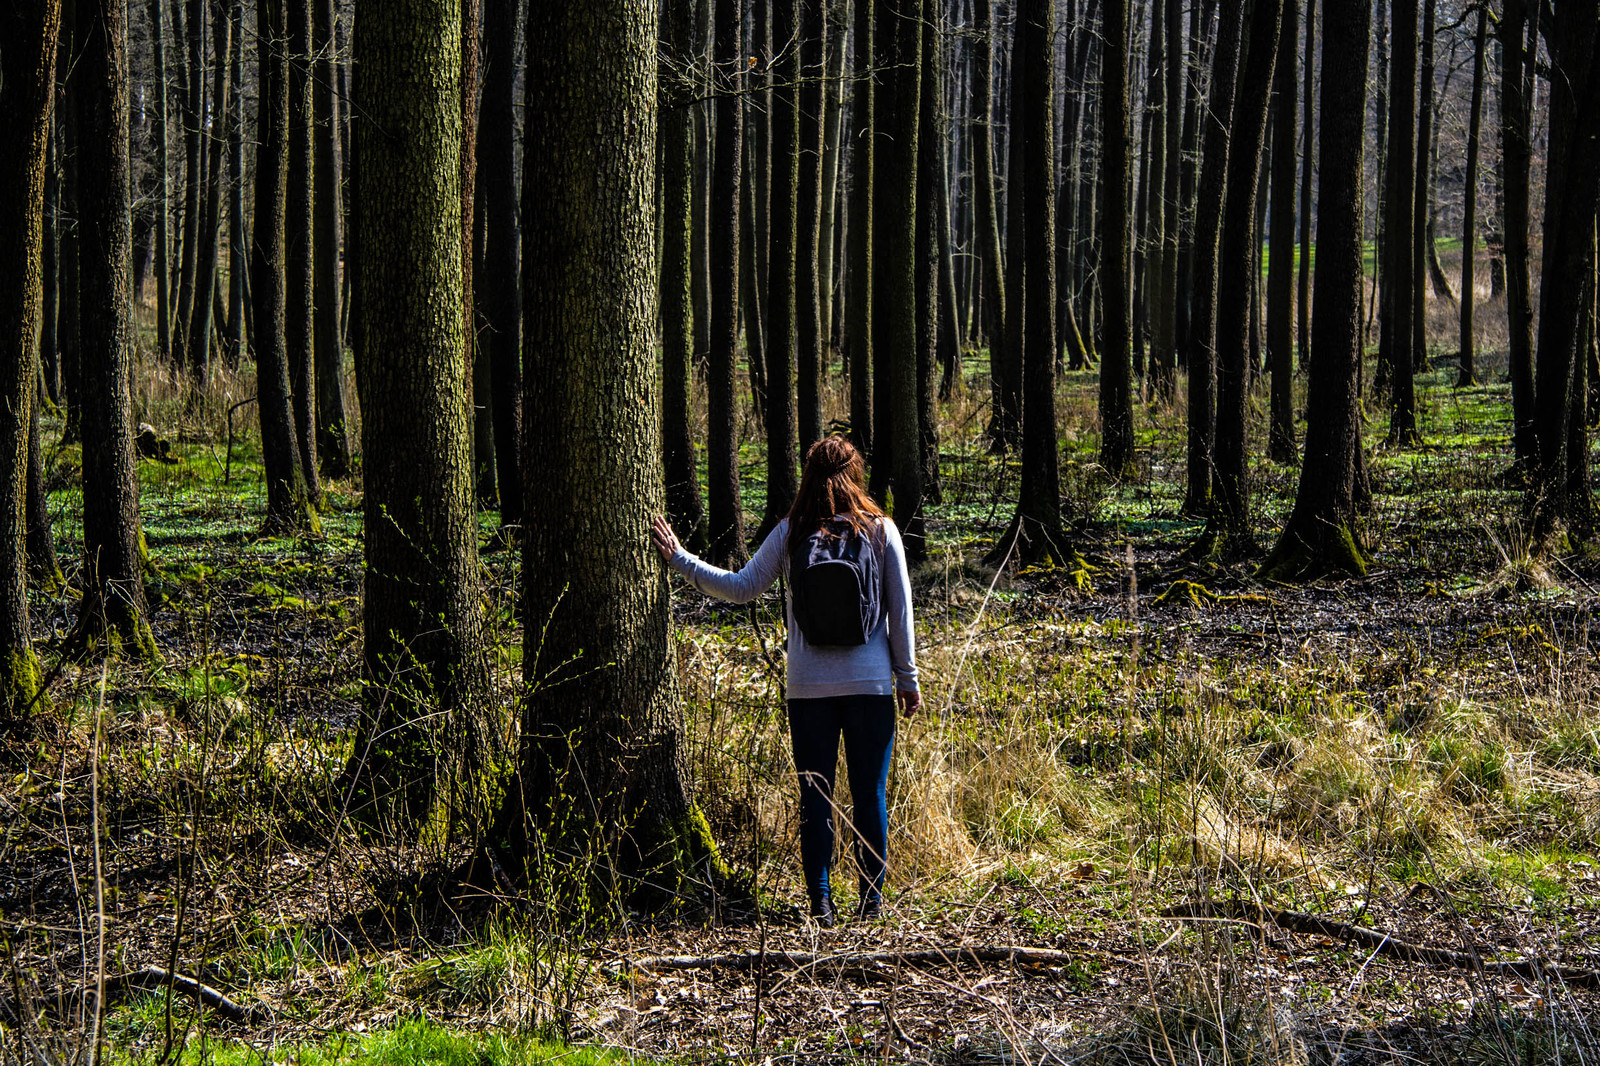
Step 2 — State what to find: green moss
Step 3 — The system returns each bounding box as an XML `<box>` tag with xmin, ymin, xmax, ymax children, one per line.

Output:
<box><xmin>0</xmin><ymin>645</ymin><xmax>45</xmax><ymax>717</ymax></box>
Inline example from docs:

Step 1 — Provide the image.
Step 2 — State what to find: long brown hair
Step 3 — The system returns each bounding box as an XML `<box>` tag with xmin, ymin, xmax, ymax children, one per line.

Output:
<box><xmin>788</xmin><ymin>435</ymin><xmax>885</xmax><ymax>543</ymax></box>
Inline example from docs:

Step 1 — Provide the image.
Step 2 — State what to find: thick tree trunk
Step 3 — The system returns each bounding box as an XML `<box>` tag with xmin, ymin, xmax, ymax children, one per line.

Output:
<box><xmin>661</xmin><ymin>0</ymin><xmax>708</xmax><ymax>552</ymax></box>
<box><xmin>253</xmin><ymin>0</ymin><xmax>316</xmax><ymax>531</ymax></box>
<box><xmin>1267</xmin><ymin>0</ymin><xmax>1299</xmax><ymax>463</ymax></box>
<box><xmin>1260</xmin><ymin>0</ymin><xmax>1371</xmax><ymax>581</ymax></box>
<box><xmin>1457</xmin><ymin>6</ymin><xmax>1485</xmax><ymax>387</ymax></box>
<box><xmin>0</xmin><ymin>0</ymin><xmax>60</xmax><ymax>711</ymax></box>
<box><xmin>1098</xmin><ymin>0</ymin><xmax>1133</xmax><ymax>476</ymax></box>
<box><xmin>478</xmin><ymin>0</ymin><xmax>520</xmax><ymax>525</ymax></box>
<box><xmin>69</xmin><ymin>0</ymin><xmax>158</xmax><ymax>661</ymax></box>
<box><xmin>486</xmin><ymin>0</ymin><xmax>720</xmax><ymax>906</ymax></box>
<box><xmin>708</xmin><ymin>0</ymin><xmax>746</xmax><ymax>566</ymax></box>
<box><xmin>346</xmin><ymin>0</ymin><xmax>492</xmax><ymax>838</ymax></box>
<box><xmin>1199</xmin><ymin>0</ymin><xmax>1283</xmax><ymax>558</ymax></box>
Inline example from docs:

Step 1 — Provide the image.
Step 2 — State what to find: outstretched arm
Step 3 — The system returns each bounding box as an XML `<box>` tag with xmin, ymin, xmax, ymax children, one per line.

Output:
<box><xmin>653</xmin><ymin>515</ymin><xmax>787</xmax><ymax>605</ymax></box>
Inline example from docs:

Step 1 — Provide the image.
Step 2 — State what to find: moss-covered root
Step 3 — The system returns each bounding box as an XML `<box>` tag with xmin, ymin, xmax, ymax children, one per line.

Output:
<box><xmin>63</xmin><ymin>599</ymin><xmax>161</xmax><ymax>664</ymax></box>
<box><xmin>1177</xmin><ymin>523</ymin><xmax>1260</xmax><ymax>568</ymax></box>
<box><xmin>0</xmin><ymin>646</ymin><xmax>46</xmax><ymax>720</ymax></box>
<box><xmin>983</xmin><ymin>513</ymin><xmax>1072</xmax><ymax>571</ymax></box>
<box><xmin>1257</xmin><ymin>521</ymin><xmax>1370</xmax><ymax>582</ymax></box>
<box><xmin>627</xmin><ymin>804</ymin><xmax>736</xmax><ymax>913</ymax></box>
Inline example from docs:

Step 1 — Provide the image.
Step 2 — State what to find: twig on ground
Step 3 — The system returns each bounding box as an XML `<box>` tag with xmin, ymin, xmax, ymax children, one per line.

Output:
<box><xmin>1162</xmin><ymin>899</ymin><xmax>1600</xmax><ymax>989</ymax></box>
<box><xmin>98</xmin><ymin>966</ymin><xmax>270</xmax><ymax>1026</ymax></box>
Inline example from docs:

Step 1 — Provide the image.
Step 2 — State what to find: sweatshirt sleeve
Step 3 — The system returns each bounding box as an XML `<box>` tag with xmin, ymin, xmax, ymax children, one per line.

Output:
<box><xmin>667</xmin><ymin>520</ymin><xmax>788</xmax><ymax>605</ymax></box>
<box><xmin>881</xmin><ymin>520</ymin><xmax>919</xmax><ymax>692</ymax></box>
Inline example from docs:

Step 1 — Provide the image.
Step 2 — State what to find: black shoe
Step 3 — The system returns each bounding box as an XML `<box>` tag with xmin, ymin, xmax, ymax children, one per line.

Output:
<box><xmin>809</xmin><ymin>896</ymin><xmax>836</xmax><ymax>929</ymax></box>
<box><xmin>857</xmin><ymin>896</ymin><xmax>883</xmax><ymax>921</ymax></box>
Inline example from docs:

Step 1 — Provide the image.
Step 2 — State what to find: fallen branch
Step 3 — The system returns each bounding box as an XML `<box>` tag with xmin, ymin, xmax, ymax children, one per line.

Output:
<box><xmin>1162</xmin><ymin>900</ymin><xmax>1600</xmax><ymax>989</ymax></box>
<box><xmin>615</xmin><ymin>944</ymin><xmax>1088</xmax><ymax>977</ymax></box>
<box><xmin>100</xmin><ymin>965</ymin><xmax>269</xmax><ymax>1025</ymax></box>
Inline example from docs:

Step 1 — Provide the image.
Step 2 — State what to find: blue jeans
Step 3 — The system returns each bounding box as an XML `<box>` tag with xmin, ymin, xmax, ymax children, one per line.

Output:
<box><xmin>787</xmin><ymin>694</ymin><xmax>896</xmax><ymax>909</ymax></box>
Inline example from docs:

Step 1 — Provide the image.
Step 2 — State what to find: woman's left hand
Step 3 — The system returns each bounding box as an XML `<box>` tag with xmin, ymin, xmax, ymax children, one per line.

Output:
<box><xmin>650</xmin><ymin>515</ymin><xmax>682</xmax><ymax>561</ymax></box>
<box><xmin>898</xmin><ymin>689</ymin><xmax>921</xmax><ymax>717</ymax></box>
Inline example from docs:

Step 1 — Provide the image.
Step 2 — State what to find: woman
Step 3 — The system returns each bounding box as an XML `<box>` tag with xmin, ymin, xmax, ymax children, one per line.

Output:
<box><xmin>651</xmin><ymin>435</ymin><xmax>920</xmax><ymax>926</ymax></box>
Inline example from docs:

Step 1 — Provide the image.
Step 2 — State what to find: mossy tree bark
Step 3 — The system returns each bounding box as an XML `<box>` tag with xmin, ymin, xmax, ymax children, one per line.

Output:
<box><xmin>69</xmin><ymin>0</ymin><xmax>159</xmax><ymax>662</ymax></box>
<box><xmin>484</xmin><ymin>0</ymin><xmax>722</xmax><ymax>909</ymax></box>
<box><xmin>346</xmin><ymin>0</ymin><xmax>494</xmax><ymax>839</ymax></box>
<box><xmin>707</xmin><ymin>0</ymin><xmax>747</xmax><ymax>567</ymax></box>
<box><xmin>1260</xmin><ymin>0</ymin><xmax>1371</xmax><ymax>582</ymax></box>
<box><xmin>253</xmin><ymin>0</ymin><xmax>317</xmax><ymax>533</ymax></box>
<box><xmin>661</xmin><ymin>0</ymin><xmax>708</xmax><ymax>554</ymax></box>
<box><xmin>1097</xmin><ymin>0</ymin><xmax>1133</xmax><ymax>478</ymax></box>
<box><xmin>0</xmin><ymin>0</ymin><xmax>61</xmax><ymax>715</ymax></box>
<box><xmin>478</xmin><ymin>0</ymin><xmax>521</xmax><ymax>528</ymax></box>
<box><xmin>1197</xmin><ymin>0</ymin><xmax>1283</xmax><ymax>561</ymax></box>
<box><xmin>1183</xmin><ymin>0</ymin><xmax>1243</xmax><ymax>516</ymax></box>
<box><xmin>313</xmin><ymin>0</ymin><xmax>352</xmax><ymax>478</ymax></box>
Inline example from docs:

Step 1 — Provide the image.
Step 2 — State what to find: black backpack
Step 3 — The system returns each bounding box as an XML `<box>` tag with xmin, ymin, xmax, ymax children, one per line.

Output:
<box><xmin>788</xmin><ymin>518</ymin><xmax>884</xmax><ymax>647</ymax></box>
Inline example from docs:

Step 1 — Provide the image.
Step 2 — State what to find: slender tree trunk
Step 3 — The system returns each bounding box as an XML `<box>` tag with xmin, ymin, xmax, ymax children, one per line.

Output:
<box><xmin>40</xmin><ymin>128</ymin><xmax>60</xmax><ymax>407</ymax></box>
<box><xmin>1297</xmin><ymin>0</ymin><xmax>1314</xmax><ymax>370</ymax></box>
<box><xmin>846</xmin><ymin>0</ymin><xmax>874</xmax><ymax>459</ymax></box>
<box><xmin>312</xmin><ymin>0</ymin><xmax>351</xmax><ymax>476</ymax></box>
<box><xmin>1529</xmin><ymin>0</ymin><xmax>1600</xmax><ymax>540</ymax></box>
<box><xmin>1267</xmin><ymin>0</ymin><xmax>1299</xmax><ymax>462</ymax></box>
<box><xmin>472</xmin><ymin>184</ymin><xmax>496</xmax><ymax>505</ymax></box>
<box><xmin>485</xmin><ymin>0</ymin><xmax>721</xmax><ymax>905</ymax></box>
<box><xmin>189</xmin><ymin>0</ymin><xmax>230</xmax><ymax>383</ymax></box>
<box><xmin>1150</xmin><ymin>0</ymin><xmax>1182</xmax><ymax>396</ymax></box>
<box><xmin>1382</xmin><ymin>0</ymin><xmax>1418</xmax><ymax>443</ymax></box>
<box><xmin>478</xmin><ymin>0</ymin><xmax>520</xmax><ymax>525</ymax></box>
<box><xmin>174</xmin><ymin>0</ymin><xmax>204</xmax><ymax>369</ymax></box>
<box><xmin>662</xmin><ymin>0</ymin><xmax>707</xmax><ymax>550</ymax></box>
<box><xmin>145</xmin><ymin>0</ymin><xmax>173</xmax><ymax>363</ymax></box>
<box><xmin>69</xmin><ymin>0</ymin><xmax>159</xmax><ymax>660</ymax></box>
<box><xmin>1260</xmin><ymin>0</ymin><xmax>1370</xmax><ymax>580</ymax></box>
<box><xmin>346</xmin><ymin>0</ymin><xmax>492</xmax><ymax>837</ymax></box>
<box><xmin>990</xmin><ymin>0</ymin><xmax>1065</xmax><ymax>566</ymax></box>
<box><xmin>1183</xmin><ymin>0</ymin><xmax>1243</xmax><ymax>515</ymax></box>
<box><xmin>796</xmin><ymin>0</ymin><xmax>826</xmax><ymax>456</ymax></box>
<box><xmin>1201</xmin><ymin>0</ymin><xmax>1283</xmax><ymax>557</ymax></box>
<box><xmin>762</xmin><ymin>0</ymin><xmax>801</xmax><ymax>531</ymax></box>
<box><xmin>26</xmin><ymin>386</ymin><xmax>60</xmax><ymax>589</ymax></box>
<box><xmin>1457</xmin><ymin>5</ymin><xmax>1485</xmax><ymax>387</ymax></box>
<box><xmin>973</xmin><ymin>0</ymin><xmax>1010</xmax><ymax>445</ymax></box>
<box><xmin>1409</xmin><ymin>0</ymin><xmax>1437</xmax><ymax>374</ymax></box>
<box><xmin>253</xmin><ymin>0</ymin><xmax>316</xmax><ymax>531</ymax></box>
<box><xmin>1098</xmin><ymin>0</ymin><xmax>1134</xmax><ymax>475</ymax></box>
<box><xmin>1503</xmin><ymin>0</ymin><xmax>1536</xmax><ymax>473</ymax></box>
<box><xmin>0</xmin><ymin>0</ymin><xmax>61</xmax><ymax>710</ymax></box>
<box><xmin>286</xmin><ymin>0</ymin><xmax>322</xmax><ymax>500</ymax></box>
<box><xmin>226</xmin><ymin>0</ymin><xmax>246</xmax><ymax>364</ymax></box>
<box><xmin>708</xmin><ymin>0</ymin><xmax>746</xmax><ymax>566</ymax></box>
<box><xmin>742</xmin><ymin>125</ymin><xmax>769</xmax><ymax>427</ymax></box>
<box><xmin>818</xmin><ymin>1</ymin><xmax>846</xmax><ymax>360</ymax></box>
<box><xmin>914</xmin><ymin>2</ymin><xmax>943</xmax><ymax>498</ymax></box>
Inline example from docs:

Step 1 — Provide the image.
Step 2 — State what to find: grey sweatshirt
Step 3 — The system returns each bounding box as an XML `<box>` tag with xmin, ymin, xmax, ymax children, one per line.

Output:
<box><xmin>668</xmin><ymin>517</ymin><xmax>919</xmax><ymax>699</ymax></box>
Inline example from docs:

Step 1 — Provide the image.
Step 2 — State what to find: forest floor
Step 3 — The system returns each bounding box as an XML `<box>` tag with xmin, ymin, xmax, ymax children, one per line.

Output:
<box><xmin>7</xmin><ymin>335</ymin><xmax>1600</xmax><ymax>1065</ymax></box>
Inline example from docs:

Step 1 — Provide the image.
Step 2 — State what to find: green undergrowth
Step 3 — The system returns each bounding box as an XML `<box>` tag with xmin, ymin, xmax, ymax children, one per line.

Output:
<box><xmin>108</xmin><ymin>1015</ymin><xmax>647</xmax><ymax>1066</ymax></box>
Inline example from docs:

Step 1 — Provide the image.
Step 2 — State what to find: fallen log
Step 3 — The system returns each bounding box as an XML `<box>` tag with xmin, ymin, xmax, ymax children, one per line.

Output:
<box><xmin>1161</xmin><ymin>900</ymin><xmax>1600</xmax><ymax>989</ymax></box>
<box><xmin>616</xmin><ymin>944</ymin><xmax>1089</xmax><ymax>976</ymax></box>
<box><xmin>100</xmin><ymin>966</ymin><xmax>269</xmax><ymax>1025</ymax></box>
